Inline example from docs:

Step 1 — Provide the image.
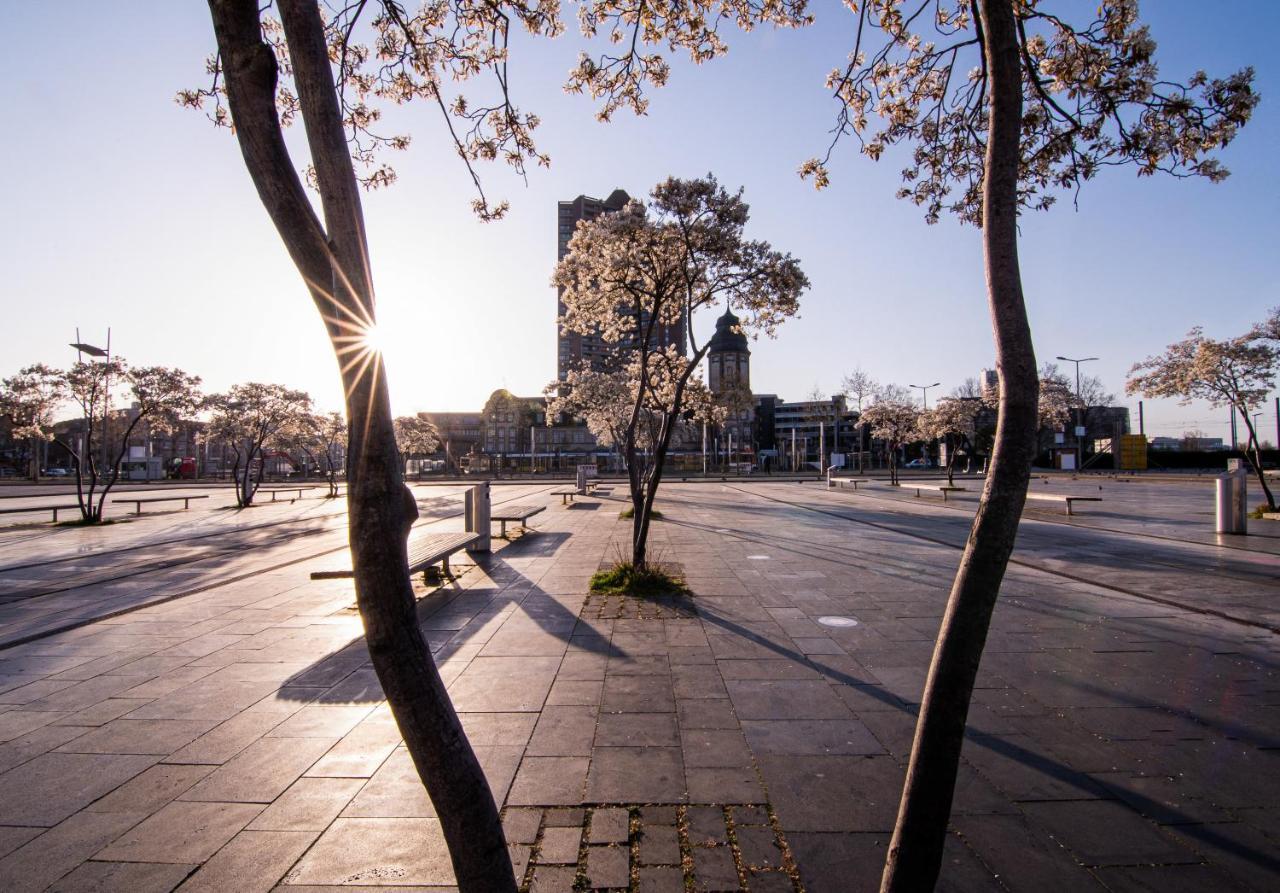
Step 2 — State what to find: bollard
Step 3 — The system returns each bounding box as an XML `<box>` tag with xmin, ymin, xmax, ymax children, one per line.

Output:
<box><xmin>1215</xmin><ymin>470</ymin><xmax>1247</xmax><ymax>535</ymax></box>
<box><xmin>466</xmin><ymin>482</ymin><xmax>491</xmax><ymax>552</ymax></box>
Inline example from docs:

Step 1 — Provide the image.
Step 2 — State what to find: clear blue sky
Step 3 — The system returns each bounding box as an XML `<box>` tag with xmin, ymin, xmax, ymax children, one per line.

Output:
<box><xmin>2</xmin><ymin>1</ymin><xmax>1277</xmax><ymax>444</ymax></box>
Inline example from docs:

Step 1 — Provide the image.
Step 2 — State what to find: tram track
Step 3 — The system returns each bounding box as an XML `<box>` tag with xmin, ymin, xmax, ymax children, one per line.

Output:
<box><xmin>716</xmin><ymin>483</ymin><xmax>1280</xmax><ymax>636</ymax></box>
<box><xmin>0</xmin><ymin>485</ymin><xmax>555</xmax><ymax>650</ymax></box>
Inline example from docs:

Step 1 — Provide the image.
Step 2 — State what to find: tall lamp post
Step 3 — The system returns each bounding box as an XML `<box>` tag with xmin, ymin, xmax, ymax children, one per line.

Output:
<box><xmin>910</xmin><ymin>381</ymin><xmax>940</xmax><ymax>467</ymax></box>
<box><xmin>1056</xmin><ymin>355</ymin><xmax>1097</xmax><ymax>471</ymax></box>
<box><xmin>70</xmin><ymin>328</ymin><xmax>112</xmax><ymax>476</ymax></box>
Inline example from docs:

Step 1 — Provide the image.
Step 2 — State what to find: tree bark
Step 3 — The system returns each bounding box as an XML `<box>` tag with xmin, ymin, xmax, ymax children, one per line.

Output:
<box><xmin>1238</xmin><ymin>410</ymin><xmax>1276</xmax><ymax>509</ymax></box>
<box><xmin>208</xmin><ymin>2</ymin><xmax>514</xmax><ymax>889</ymax></box>
<box><xmin>880</xmin><ymin>1</ymin><xmax>1039</xmax><ymax>890</ymax></box>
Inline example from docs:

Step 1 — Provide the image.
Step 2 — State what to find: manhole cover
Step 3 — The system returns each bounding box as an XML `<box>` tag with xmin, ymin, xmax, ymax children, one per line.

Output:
<box><xmin>817</xmin><ymin>615</ymin><xmax>859</xmax><ymax>628</ymax></box>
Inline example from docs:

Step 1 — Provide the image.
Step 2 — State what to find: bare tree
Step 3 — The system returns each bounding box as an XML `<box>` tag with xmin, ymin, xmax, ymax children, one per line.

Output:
<box><xmin>1128</xmin><ymin>327</ymin><xmax>1276</xmax><ymax>509</ymax></box>
<box><xmin>554</xmin><ymin>176</ymin><xmax>806</xmax><ymax>568</ymax></box>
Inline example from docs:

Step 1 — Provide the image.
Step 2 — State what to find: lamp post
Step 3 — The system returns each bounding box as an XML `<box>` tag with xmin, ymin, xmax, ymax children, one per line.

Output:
<box><xmin>70</xmin><ymin>328</ymin><xmax>113</xmax><ymax>477</ymax></box>
<box><xmin>1056</xmin><ymin>355</ymin><xmax>1097</xmax><ymax>470</ymax></box>
<box><xmin>910</xmin><ymin>381</ymin><xmax>940</xmax><ymax>467</ymax></box>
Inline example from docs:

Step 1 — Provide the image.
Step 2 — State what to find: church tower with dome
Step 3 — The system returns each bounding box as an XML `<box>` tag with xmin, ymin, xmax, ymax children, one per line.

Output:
<box><xmin>707</xmin><ymin>308</ymin><xmax>754</xmax><ymax>456</ymax></box>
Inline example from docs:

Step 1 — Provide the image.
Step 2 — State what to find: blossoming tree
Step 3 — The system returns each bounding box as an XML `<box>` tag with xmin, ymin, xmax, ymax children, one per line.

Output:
<box><xmin>916</xmin><ymin>396</ymin><xmax>988</xmax><ymax>485</ymax></box>
<box><xmin>1128</xmin><ymin>326</ymin><xmax>1277</xmax><ymax>510</ymax></box>
<box><xmin>207</xmin><ymin>383</ymin><xmax>312</xmax><ymax>507</ymax></box>
<box><xmin>859</xmin><ymin>399</ymin><xmax>920</xmax><ymax>485</ymax></box>
<box><xmin>553</xmin><ymin>176</ymin><xmax>807</xmax><ymax>569</ymax></box>
<box><xmin>394</xmin><ymin>415</ymin><xmax>441</xmax><ymax>478</ymax></box>
<box><xmin>0</xmin><ymin>364</ymin><xmax>65</xmax><ymax>481</ymax></box>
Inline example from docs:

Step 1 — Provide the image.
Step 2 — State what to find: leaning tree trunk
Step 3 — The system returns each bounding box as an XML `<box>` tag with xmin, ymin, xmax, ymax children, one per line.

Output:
<box><xmin>209</xmin><ymin>2</ymin><xmax>515</xmax><ymax>889</ymax></box>
<box><xmin>880</xmin><ymin>2</ymin><xmax>1039</xmax><ymax>890</ymax></box>
<box><xmin>1239</xmin><ymin>413</ymin><xmax>1276</xmax><ymax>509</ymax></box>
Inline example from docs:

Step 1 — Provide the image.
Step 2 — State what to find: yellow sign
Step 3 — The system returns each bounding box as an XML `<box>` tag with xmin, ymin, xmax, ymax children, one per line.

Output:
<box><xmin>1119</xmin><ymin>434</ymin><xmax>1147</xmax><ymax>470</ymax></box>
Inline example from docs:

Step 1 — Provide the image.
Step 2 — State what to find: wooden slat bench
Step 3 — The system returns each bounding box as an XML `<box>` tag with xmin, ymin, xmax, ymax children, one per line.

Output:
<box><xmin>898</xmin><ymin>481</ymin><xmax>966</xmax><ymax>501</ymax></box>
<box><xmin>1025</xmin><ymin>493</ymin><xmax>1103</xmax><ymax>516</ymax></box>
<box><xmin>310</xmin><ymin>531</ymin><xmax>481</xmax><ymax>582</ymax></box>
<box><xmin>0</xmin><ymin>504</ymin><xmax>82</xmax><ymax>523</ymax></box>
<box><xmin>112</xmin><ymin>495</ymin><xmax>210</xmax><ymax>515</ymax></box>
<box><xmin>551</xmin><ymin>487</ymin><xmax>578</xmax><ymax>505</ymax></box>
<box><xmin>491</xmin><ymin>504</ymin><xmax>545</xmax><ymax>537</ymax></box>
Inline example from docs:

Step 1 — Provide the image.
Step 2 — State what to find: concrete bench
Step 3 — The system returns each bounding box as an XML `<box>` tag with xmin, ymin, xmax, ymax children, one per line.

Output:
<box><xmin>310</xmin><ymin>531</ymin><xmax>481</xmax><ymax>582</ymax></box>
<box><xmin>258</xmin><ymin>486</ymin><xmax>316</xmax><ymax>502</ymax></box>
<box><xmin>898</xmin><ymin>482</ymin><xmax>966</xmax><ymax>501</ymax></box>
<box><xmin>492</xmin><ymin>504</ymin><xmax>545</xmax><ymax>537</ymax></box>
<box><xmin>1025</xmin><ymin>493</ymin><xmax>1103</xmax><ymax>516</ymax></box>
<box><xmin>551</xmin><ymin>487</ymin><xmax>578</xmax><ymax>505</ymax></box>
<box><xmin>112</xmin><ymin>495</ymin><xmax>210</xmax><ymax>515</ymax></box>
<box><xmin>0</xmin><ymin>504</ymin><xmax>81</xmax><ymax>523</ymax></box>
<box><xmin>829</xmin><ymin>478</ymin><xmax>870</xmax><ymax>490</ymax></box>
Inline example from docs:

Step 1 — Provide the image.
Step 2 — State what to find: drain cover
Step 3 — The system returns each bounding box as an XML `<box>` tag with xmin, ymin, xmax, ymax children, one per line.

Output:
<box><xmin>817</xmin><ymin>616</ymin><xmax>858</xmax><ymax>628</ymax></box>
<box><xmin>747</xmin><ymin>555</ymin><xmax>770</xmax><ymax>560</ymax></box>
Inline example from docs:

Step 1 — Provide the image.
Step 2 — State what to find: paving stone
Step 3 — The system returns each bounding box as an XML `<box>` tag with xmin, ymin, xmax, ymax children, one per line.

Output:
<box><xmin>638</xmin><ymin>823</ymin><xmax>680</xmax><ymax>865</ymax></box>
<box><xmin>508</xmin><ymin>757</ymin><xmax>589</xmax><ymax>806</ymax></box>
<box><xmin>95</xmin><ymin>801</ymin><xmax>263</xmax><ymax>864</ymax></box>
<box><xmin>503</xmin><ymin>807</ymin><xmax>544</xmax><ymax>844</ymax></box>
<box><xmin>247</xmin><ymin>776</ymin><xmax>365</xmax><ymax>831</ymax></box>
<box><xmin>687</xmin><ymin>806</ymin><xmax>728</xmax><ymax>846</ymax></box>
<box><xmin>746</xmin><ymin>871</ymin><xmax>794</xmax><ymax>892</ymax></box>
<box><xmin>602</xmin><ymin>675</ymin><xmax>676</xmax><ymax>712</ymax></box>
<box><xmin>677</xmin><ymin>699</ymin><xmax>740</xmax><ymax>730</ymax></box>
<box><xmin>724</xmin><ymin>680</ymin><xmax>853</xmax><ymax>721</ymax></box>
<box><xmin>174</xmin><ymin>829</ymin><xmax>315</xmax><ymax>892</ymax></box>
<box><xmin>757</xmin><ymin>755</ymin><xmax>902</xmax><ymax>833</ymax></box>
<box><xmin>735</xmin><ymin>825</ymin><xmax>782</xmax><ymax>869</ymax></box>
<box><xmin>638</xmin><ymin>865</ymin><xmax>685</xmax><ymax>892</ymax></box>
<box><xmin>952</xmin><ymin>813</ymin><xmax>1109</xmax><ymax>893</ymax></box>
<box><xmin>459</xmin><ymin>711</ymin><xmax>540</xmax><ymax>746</ymax></box>
<box><xmin>686</xmin><ymin>766</ymin><xmax>765</xmax><ymax>803</ymax></box>
<box><xmin>596</xmin><ymin>712</ymin><xmax>680</xmax><ymax>746</ymax></box>
<box><xmin>585</xmin><ymin>747</ymin><xmax>686</xmax><ymax>803</ymax></box>
<box><xmin>538</xmin><ymin>826</ymin><xmax>583</xmax><ymax>864</ymax></box>
<box><xmin>545</xmin><ymin>807</ymin><xmax>587</xmax><ymax>827</ymax></box>
<box><xmin>740</xmin><ymin>719</ymin><xmax>883</xmax><ymax>756</ymax></box>
<box><xmin>587</xmin><ymin>844</ymin><xmax>630</xmax><ymax>888</ymax></box>
<box><xmin>591</xmin><ymin>807</ymin><xmax>631</xmax><ymax>844</ymax></box>
<box><xmin>0</xmin><ymin>751</ymin><xmax>160</xmax><ymax>826</ymax></box>
<box><xmin>0</xmin><ymin>825</ymin><xmax>41</xmax><ymax>861</ymax></box>
<box><xmin>1021</xmin><ymin>800</ymin><xmax>1196</xmax><ymax>867</ymax></box>
<box><xmin>732</xmin><ymin>805</ymin><xmax>770</xmax><ymax>826</ymax></box>
<box><xmin>303</xmin><ymin>712</ymin><xmax>401</xmax><ymax>778</ymax></box>
<box><xmin>692</xmin><ymin>845</ymin><xmax>738</xmax><ymax>891</ymax></box>
<box><xmin>181</xmin><ymin>735</ymin><xmax>334</xmax><ymax>803</ymax></box>
<box><xmin>0</xmin><ymin>811</ymin><xmax>148</xmax><ymax>893</ymax></box>
<box><xmin>81</xmin><ymin>763</ymin><xmax>209</xmax><ymax>821</ymax></box>
<box><xmin>526</xmin><ymin>706</ymin><xmax>599</xmax><ymax>757</ymax></box>
<box><xmin>263</xmin><ymin>704</ymin><xmax>373</xmax><ymax>739</ymax></box>
<box><xmin>547</xmin><ymin>679</ymin><xmax>604</xmax><ymax>706</ymax></box>
<box><xmin>510</xmin><ymin>842</ymin><xmax>533</xmax><ymax>882</ymax></box>
<box><xmin>681</xmin><ymin>728</ymin><xmax>752</xmax><ymax>768</ymax></box>
<box><xmin>47</xmin><ymin>860</ymin><xmax>195</xmax><ymax>892</ymax></box>
<box><xmin>54</xmin><ymin>718</ymin><xmax>217</xmax><ymax>756</ymax></box>
<box><xmin>286</xmin><ymin>817</ymin><xmax>455</xmax><ymax>886</ymax></box>
<box><xmin>530</xmin><ymin>864</ymin><xmax>579</xmax><ymax>892</ymax></box>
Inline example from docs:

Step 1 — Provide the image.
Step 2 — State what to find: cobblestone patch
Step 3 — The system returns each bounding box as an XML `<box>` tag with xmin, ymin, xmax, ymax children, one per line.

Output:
<box><xmin>506</xmin><ymin>803</ymin><xmax>800</xmax><ymax>892</ymax></box>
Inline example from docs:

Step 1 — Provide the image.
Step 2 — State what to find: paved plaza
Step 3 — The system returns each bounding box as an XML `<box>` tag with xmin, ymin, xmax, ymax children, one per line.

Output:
<box><xmin>0</xmin><ymin>477</ymin><xmax>1277</xmax><ymax>891</ymax></box>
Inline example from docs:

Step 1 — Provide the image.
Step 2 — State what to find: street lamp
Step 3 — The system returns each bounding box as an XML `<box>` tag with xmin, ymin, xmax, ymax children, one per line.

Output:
<box><xmin>70</xmin><ymin>328</ymin><xmax>113</xmax><ymax>475</ymax></box>
<box><xmin>909</xmin><ymin>382</ymin><xmax>941</xmax><ymax>409</ymax></box>
<box><xmin>1056</xmin><ymin>355</ymin><xmax>1098</xmax><ymax>471</ymax></box>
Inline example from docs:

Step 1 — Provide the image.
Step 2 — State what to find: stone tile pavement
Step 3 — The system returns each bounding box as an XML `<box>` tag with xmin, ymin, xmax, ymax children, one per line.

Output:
<box><xmin>0</xmin><ymin>482</ymin><xmax>1276</xmax><ymax>890</ymax></box>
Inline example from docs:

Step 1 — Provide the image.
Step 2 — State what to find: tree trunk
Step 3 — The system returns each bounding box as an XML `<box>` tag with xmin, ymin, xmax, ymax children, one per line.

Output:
<box><xmin>209</xmin><ymin>3</ymin><xmax>514</xmax><ymax>888</ymax></box>
<box><xmin>1239</xmin><ymin>411</ymin><xmax>1276</xmax><ymax>509</ymax></box>
<box><xmin>880</xmin><ymin>1</ymin><xmax>1039</xmax><ymax>890</ymax></box>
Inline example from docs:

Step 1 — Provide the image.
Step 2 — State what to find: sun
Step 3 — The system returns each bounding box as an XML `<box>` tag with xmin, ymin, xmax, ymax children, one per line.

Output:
<box><xmin>360</xmin><ymin>322</ymin><xmax>385</xmax><ymax>356</ymax></box>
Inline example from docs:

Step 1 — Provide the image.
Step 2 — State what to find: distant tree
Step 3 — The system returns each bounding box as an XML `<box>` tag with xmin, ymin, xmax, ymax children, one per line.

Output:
<box><xmin>52</xmin><ymin>362</ymin><xmax>203</xmax><ymax>523</ymax></box>
<box><xmin>1128</xmin><ymin>328</ymin><xmax>1276</xmax><ymax>510</ymax></box>
<box><xmin>0</xmin><ymin>364</ymin><xmax>65</xmax><ymax>480</ymax></box>
<box><xmin>875</xmin><ymin>382</ymin><xmax>915</xmax><ymax>405</ymax></box>
<box><xmin>394</xmin><ymin>415</ymin><xmax>441</xmax><ymax>477</ymax></box>
<box><xmin>1040</xmin><ymin>362</ymin><xmax>1115</xmax><ymax>407</ymax></box>
<box><xmin>1181</xmin><ymin>428</ymin><xmax>1210</xmax><ymax>452</ymax></box>
<box><xmin>841</xmin><ymin>368</ymin><xmax>879</xmax><ymax>411</ymax></box>
<box><xmin>1037</xmin><ymin>373</ymin><xmax>1075</xmax><ymax>431</ymax></box>
<box><xmin>860</xmin><ymin>400</ymin><xmax>920</xmax><ymax>486</ymax></box>
<box><xmin>317</xmin><ymin>411</ymin><xmax>348</xmax><ymax>497</ymax></box>
<box><xmin>208</xmin><ymin>383</ymin><xmax>312</xmax><ymax>507</ymax></box>
<box><xmin>917</xmin><ymin>397</ymin><xmax>989</xmax><ymax>485</ymax></box>
<box><xmin>1252</xmin><ymin>307</ymin><xmax>1280</xmax><ymax>343</ymax></box>
<box><xmin>950</xmin><ymin>377</ymin><xmax>982</xmax><ymax>400</ymax></box>
<box><xmin>555</xmin><ymin>176</ymin><xmax>806</xmax><ymax>567</ymax></box>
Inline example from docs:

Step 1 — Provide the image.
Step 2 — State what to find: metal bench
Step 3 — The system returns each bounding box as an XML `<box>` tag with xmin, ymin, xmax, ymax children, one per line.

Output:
<box><xmin>898</xmin><ymin>481</ymin><xmax>967</xmax><ymax>501</ymax></box>
<box><xmin>491</xmin><ymin>504</ymin><xmax>545</xmax><ymax>537</ymax></box>
<box><xmin>1025</xmin><ymin>493</ymin><xmax>1103</xmax><ymax>516</ymax></box>
<box><xmin>551</xmin><ymin>487</ymin><xmax>578</xmax><ymax>505</ymax></box>
<box><xmin>0</xmin><ymin>504</ymin><xmax>82</xmax><ymax>523</ymax></box>
<box><xmin>258</xmin><ymin>486</ymin><xmax>317</xmax><ymax>502</ymax></box>
<box><xmin>112</xmin><ymin>494</ymin><xmax>210</xmax><ymax>515</ymax></box>
<box><xmin>310</xmin><ymin>531</ymin><xmax>481</xmax><ymax>581</ymax></box>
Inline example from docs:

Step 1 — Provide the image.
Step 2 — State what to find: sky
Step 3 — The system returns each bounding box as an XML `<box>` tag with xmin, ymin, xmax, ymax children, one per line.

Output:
<box><xmin>1</xmin><ymin>0</ymin><xmax>1277</xmax><ymax>445</ymax></box>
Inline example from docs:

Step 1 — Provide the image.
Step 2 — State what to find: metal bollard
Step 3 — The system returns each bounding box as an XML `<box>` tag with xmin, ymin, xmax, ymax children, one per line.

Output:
<box><xmin>466</xmin><ymin>482</ymin><xmax>491</xmax><ymax>552</ymax></box>
<box><xmin>1215</xmin><ymin>470</ymin><xmax>1247</xmax><ymax>535</ymax></box>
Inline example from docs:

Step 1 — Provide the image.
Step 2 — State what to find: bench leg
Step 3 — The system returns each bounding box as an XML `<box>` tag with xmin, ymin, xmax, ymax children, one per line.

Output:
<box><xmin>442</xmin><ymin>556</ymin><xmax>451</xmax><ymax>577</ymax></box>
<box><xmin>52</xmin><ymin>508</ymin><xmax>58</xmax><ymax>523</ymax></box>
<box><xmin>1066</xmin><ymin>501</ymin><xmax>1074</xmax><ymax>516</ymax></box>
<box><xmin>500</xmin><ymin>520</ymin><xmax>508</xmax><ymax>537</ymax></box>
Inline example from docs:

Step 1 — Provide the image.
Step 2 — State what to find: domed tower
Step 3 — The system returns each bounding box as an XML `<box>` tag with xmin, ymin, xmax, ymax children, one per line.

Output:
<box><xmin>708</xmin><ymin>308</ymin><xmax>750</xmax><ymax>395</ymax></box>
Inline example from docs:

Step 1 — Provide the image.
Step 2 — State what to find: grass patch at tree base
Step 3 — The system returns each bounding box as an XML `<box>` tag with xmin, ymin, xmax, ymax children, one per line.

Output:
<box><xmin>590</xmin><ymin>561</ymin><xmax>689</xmax><ymax>598</ymax></box>
<box><xmin>618</xmin><ymin>507</ymin><xmax>662</xmax><ymax>520</ymax></box>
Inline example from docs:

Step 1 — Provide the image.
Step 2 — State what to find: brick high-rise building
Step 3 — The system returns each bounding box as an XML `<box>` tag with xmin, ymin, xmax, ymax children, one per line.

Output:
<box><xmin>556</xmin><ymin>189</ymin><xmax>686</xmax><ymax>379</ymax></box>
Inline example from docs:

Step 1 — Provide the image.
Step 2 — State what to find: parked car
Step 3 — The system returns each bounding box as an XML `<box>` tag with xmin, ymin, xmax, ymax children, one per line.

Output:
<box><xmin>43</xmin><ymin>467</ymin><xmax>69</xmax><ymax>477</ymax></box>
<box><xmin>0</xmin><ymin>467</ymin><xmax>17</xmax><ymax>477</ymax></box>
<box><xmin>904</xmin><ymin>458</ymin><xmax>935</xmax><ymax>469</ymax></box>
